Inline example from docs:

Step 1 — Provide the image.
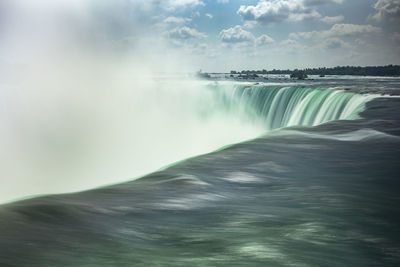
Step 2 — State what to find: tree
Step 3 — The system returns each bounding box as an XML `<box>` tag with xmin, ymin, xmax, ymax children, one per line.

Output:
<box><xmin>290</xmin><ymin>70</ymin><xmax>308</xmax><ymax>80</ymax></box>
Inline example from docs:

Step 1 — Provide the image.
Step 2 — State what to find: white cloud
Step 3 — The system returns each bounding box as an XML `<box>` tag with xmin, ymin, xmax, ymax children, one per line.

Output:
<box><xmin>255</xmin><ymin>34</ymin><xmax>275</xmax><ymax>46</ymax></box>
<box><xmin>237</xmin><ymin>0</ymin><xmax>343</xmax><ymax>25</ymax></box>
<box><xmin>217</xmin><ymin>0</ymin><xmax>229</xmax><ymax>3</ymax></box>
<box><xmin>164</xmin><ymin>16</ymin><xmax>192</xmax><ymax>24</ymax></box>
<box><xmin>303</xmin><ymin>0</ymin><xmax>343</xmax><ymax>5</ymax></box>
<box><xmin>324</xmin><ymin>37</ymin><xmax>346</xmax><ymax>49</ymax></box>
<box><xmin>219</xmin><ymin>26</ymin><xmax>275</xmax><ymax>49</ymax></box>
<box><xmin>280</xmin><ymin>38</ymin><xmax>304</xmax><ymax>53</ymax></box>
<box><xmin>168</xmin><ymin>26</ymin><xmax>207</xmax><ymax>40</ymax></box>
<box><xmin>163</xmin><ymin>0</ymin><xmax>205</xmax><ymax>10</ymax></box>
<box><xmin>290</xmin><ymin>24</ymin><xmax>381</xmax><ymax>40</ymax></box>
<box><xmin>191</xmin><ymin>43</ymin><xmax>220</xmax><ymax>57</ymax></box>
<box><xmin>327</xmin><ymin>24</ymin><xmax>381</xmax><ymax>36</ymax></box>
<box><xmin>321</xmin><ymin>15</ymin><xmax>344</xmax><ymax>24</ymax></box>
<box><xmin>130</xmin><ymin>0</ymin><xmax>205</xmax><ymax>11</ymax></box>
<box><xmin>370</xmin><ymin>0</ymin><xmax>400</xmax><ymax>21</ymax></box>
<box><xmin>237</xmin><ymin>0</ymin><xmax>319</xmax><ymax>24</ymax></box>
<box><xmin>219</xmin><ymin>26</ymin><xmax>255</xmax><ymax>43</ymax></box>
<box><xmin>205</xmin><ymin>13</ymin><xmax>213</xmax><ymax>19</ymax></box>
<box><xmin>286</xmin><ymin>23</ymin><xmax>380</xmax><ymax>54</ymax></box>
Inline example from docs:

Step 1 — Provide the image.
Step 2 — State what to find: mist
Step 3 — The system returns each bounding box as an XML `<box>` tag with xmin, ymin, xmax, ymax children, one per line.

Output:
<box><xmin>0</xmin><ymin>0</ymin><xmax>267</xmax><ymax>203</ymax></box>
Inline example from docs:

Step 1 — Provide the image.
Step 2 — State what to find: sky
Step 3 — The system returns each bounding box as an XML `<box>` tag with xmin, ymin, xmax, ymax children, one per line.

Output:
<box><xmin>1</xmin><ymin>0</ymin><xmax>400</xmax><ymax>72</ymax></box>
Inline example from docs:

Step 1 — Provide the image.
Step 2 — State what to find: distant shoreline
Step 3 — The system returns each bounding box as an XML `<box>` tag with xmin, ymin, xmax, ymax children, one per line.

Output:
<box><xmin>227</xmin><ymin>65</ymin><xmax>400</xmax><ymax>77</ymax></box>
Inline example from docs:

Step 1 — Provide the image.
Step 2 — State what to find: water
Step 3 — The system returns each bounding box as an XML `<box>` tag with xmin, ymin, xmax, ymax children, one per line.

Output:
<box><xmin>1</xmin><ymin>77</ymin><xmax>400</xmax><ymax>266</ymax></box>
<box><xmin>0</xmin><ymin>78</ymin><xmax>373</xmax><ymax>204</ymax></box>
<box><xmin>212</xmin><ymin>83</ymin><xmax>374</xmax><ymax>128</ymax></box>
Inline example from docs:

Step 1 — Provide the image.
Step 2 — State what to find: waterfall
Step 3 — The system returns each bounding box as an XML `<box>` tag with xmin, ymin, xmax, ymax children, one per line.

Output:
<box><xmin>213</xmin><ymin>83</ymin><xmax>375</xmax><ymax>130</ymax></box>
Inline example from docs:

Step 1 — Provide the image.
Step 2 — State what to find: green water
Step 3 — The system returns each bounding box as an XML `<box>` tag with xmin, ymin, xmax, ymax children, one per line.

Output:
<box><xmin>214</xmin><ymin>84</ymin><xmax>375</xmax><ymax>130</ymax></box>
<box><xmin>1</xmin><ymin>80</ymin><xmax>400</xmax><ymax>267</ymax></box>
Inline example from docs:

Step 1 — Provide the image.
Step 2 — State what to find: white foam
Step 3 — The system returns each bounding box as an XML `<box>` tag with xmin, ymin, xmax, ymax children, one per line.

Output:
<box><xmin>278</xmin><ymin>128</ymin><xmax>399</xmax><ymax>142</ymax></box>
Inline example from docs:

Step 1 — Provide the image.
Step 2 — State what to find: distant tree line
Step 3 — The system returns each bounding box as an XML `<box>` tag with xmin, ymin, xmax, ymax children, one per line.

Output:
<box><xmin>230</xmin><ymin>65</ymin><xmax>400</xmax><ymax>76</ymax></box>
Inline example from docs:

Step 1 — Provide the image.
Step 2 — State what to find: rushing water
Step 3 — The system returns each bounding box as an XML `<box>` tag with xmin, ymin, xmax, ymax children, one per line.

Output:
<box><xmin>213</xmin><ymin>83</ymin><xmax>375</xmax><ymax>129</ymax></box>
<box><xmin>0</xmin><ymin>79</ymin><xmax>374</xmax><ymax>204</ymax></box>
<box><xmin>1</xmin><ymin>77</ymin><xmax>400</xmax><ymax>266</ymax></box>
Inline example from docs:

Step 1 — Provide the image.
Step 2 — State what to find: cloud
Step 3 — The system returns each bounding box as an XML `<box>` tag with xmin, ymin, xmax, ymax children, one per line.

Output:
<box><xmin>280</xmin><ymin>38</ymin><xmax>304</xmax><ymax>53</ymax></box>
<box><xmin>321</xmin><ymin>15</ymin><xmax>344</xmax><ymax>24</ymax></box>
<box><xmin>237</xmin><ymin>0</ymin><xmax>319</xmax><ymax>24</ymax></box>
<box><xmin>162</xmin><ymin>0</ymin><xmax>205</xmax><ymax>10</ymax></box>
<box><xmin>168</xmin><ymin>26</ymin><xmax>207</xmax><ymax>40</ymax></box>
<box><xmin>237</xmin><ymin>0</ymin><xmax>343</xmax><ymax>25</ymax></box>
<box><xmin>191</xmin><ymin>43</ymin><xmax>220</xmax><ymax>57</ymax></box>
<box><xmin>327</xmin><ymin>24</ymin><xmax>381</xmax><ymax>36</ymax></box>
<box><xmin>303</xmin><ymin>0</ymin><xmax>343</xmax><ymax>5</ymax></box>
<box><xmin>205</xmin><ymin>13</ymin><xmax>213</xmax><ymax>19</ymax></box>
<box><xmin>324</xmin><ymin>37</ymin><xmax>346</xmax><ymax>49</ymax></box>
<box><xmin>217</xmin><ymin>0</ymin><xmax>230</xmax><ymax>3</ymax></box>
<box><xmin>164</xmin><ymin>16</ymin><xmax>192</xmax><ymax>24</ymax></box>
<box><xmin>219</xmin><ymin>26</ymin><xmax>255</xmax><ymax>43</ymax></box>
<box><xmin>219</xmin><ymin>26</ymin><xmax>275</xmax><ymax>48</ymax></box>
<box><xmin>290</xmin><ymin>23</ymin><xmax>381</xmax><ymax>40</ymax></box>
<box><xmin>255</xmin><ymin>34</ymin><xmax>275</xmax><ymax>46</ymax></box>
<box><xmin>370</xmin><ymin>0</ymin><xmax>400</xmax><ymax>21</ymax></box>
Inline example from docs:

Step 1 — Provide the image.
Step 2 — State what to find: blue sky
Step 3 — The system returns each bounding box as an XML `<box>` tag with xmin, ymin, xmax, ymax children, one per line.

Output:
<box><xmin>1</xmin><ymin>0</ymin><xmax>400</xmax><ymax>72</ymax></box>
<box><xmin>141</xmin><ymin>0</ymin><xmax>400</xmax><ymax>71</ymax></box>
